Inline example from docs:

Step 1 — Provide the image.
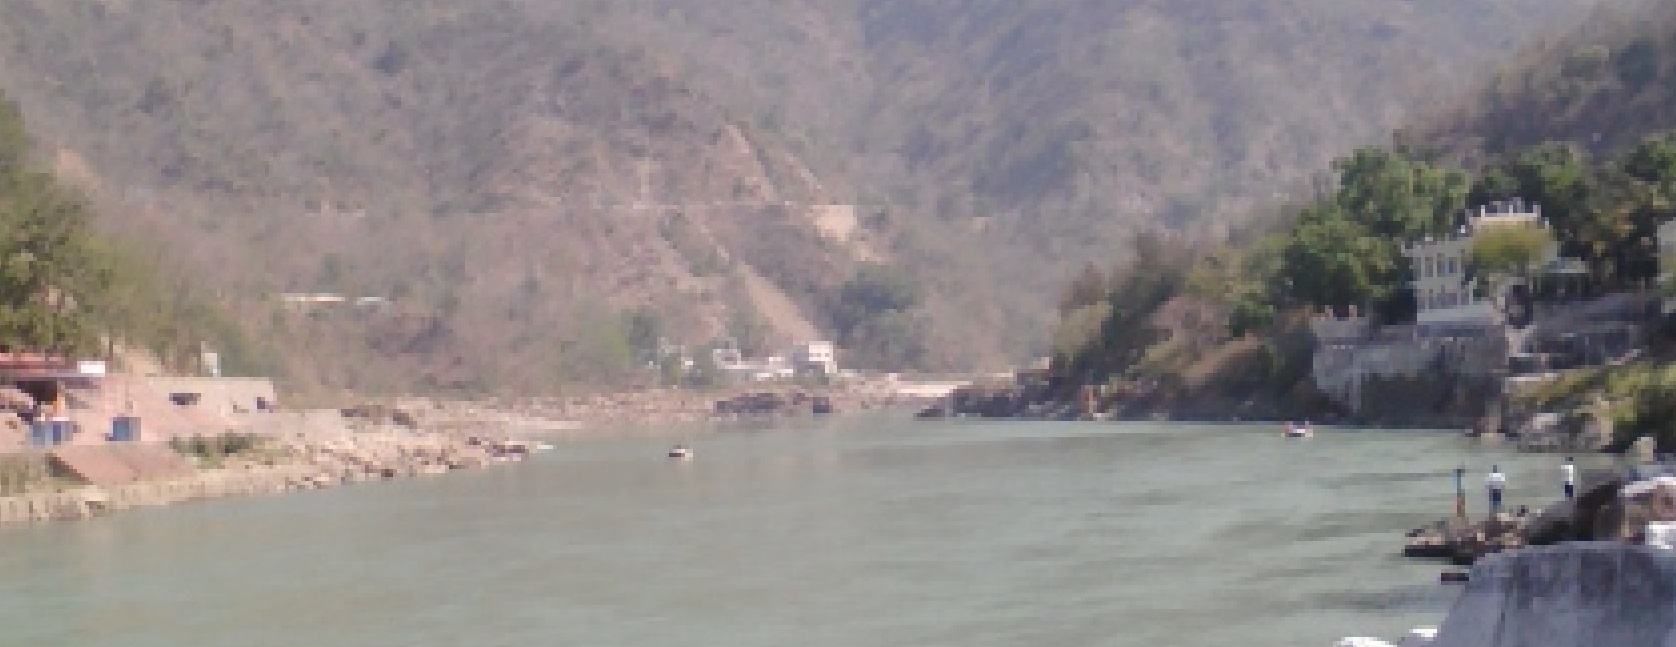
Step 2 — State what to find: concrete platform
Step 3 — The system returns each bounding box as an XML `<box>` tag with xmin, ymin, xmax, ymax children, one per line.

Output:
<box><xmin>49</xmin><ymin>444</ymin><xmax>193</xmax><ymax>487</ymax></box>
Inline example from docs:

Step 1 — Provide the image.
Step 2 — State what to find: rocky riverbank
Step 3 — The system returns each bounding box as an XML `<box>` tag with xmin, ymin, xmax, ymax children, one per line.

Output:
<box><xmin>0</xmin><ymin>464</ymin><xmax>316</xmax><ymax>524</ymax></box>
<box><xmin>0</xmin><ymin>426</ymin><xmax>537</xmax><ymax>526</ymax></box>
<box><xmin>1403</xmin><ymin>512</ymin><xmax>1531</xmax><ymax>566</ymax></box>
<box><xmin>403</xmin><ymin>384</ymin><xmax>931</xmax><ymax>430</ymax></box>
<box><xmin>0</xmin><ymin>381</ymin><xmax>945</xmax><ymax>527</ymax></box>
<box><xmin>1401</xmin><ymin>464</ymin><xmax>1676</xmax><ymax>567</ymax></box>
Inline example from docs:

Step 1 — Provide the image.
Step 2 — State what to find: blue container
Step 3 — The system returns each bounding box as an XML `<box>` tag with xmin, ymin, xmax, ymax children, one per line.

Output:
<box><xmin>110</xmin><ymin>416</ymin><xmax>139</xmax><ymax>442</ymax></box>
<box><xmin>27</xmin><ymin>421</ymin><xmax>72</xmax><ymax>446</ymax></box>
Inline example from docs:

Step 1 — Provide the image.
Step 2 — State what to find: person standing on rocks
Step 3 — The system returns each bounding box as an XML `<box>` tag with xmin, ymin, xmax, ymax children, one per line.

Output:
<box><xmin>1487</xmin><ymin>465</ymin><xmax>1507</xmax><ymax>516</ymax></box>
<box><xmin>1562</xmin><ymin>457</ymin><xmax>1577</xmax><ymax>500</ymax></box>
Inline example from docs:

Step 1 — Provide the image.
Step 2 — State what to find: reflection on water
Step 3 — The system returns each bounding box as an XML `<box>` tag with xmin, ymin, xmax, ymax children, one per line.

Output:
<box><xmin>0</xmin><ymin>418</ymin><xmax>1596</xmax><ymax>647</ymax></box>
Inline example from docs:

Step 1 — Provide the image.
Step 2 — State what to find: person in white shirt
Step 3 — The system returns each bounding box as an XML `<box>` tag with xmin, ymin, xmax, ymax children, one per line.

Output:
<box><xmin>1561</xmin><ymin>457</ymin><xmax>1577</xmax><ymax>500</ymax></box>
<box><xmin>1487</xmin><ymin>466</ymin><xmax>1507</xmax><ymax>516</ymax></box>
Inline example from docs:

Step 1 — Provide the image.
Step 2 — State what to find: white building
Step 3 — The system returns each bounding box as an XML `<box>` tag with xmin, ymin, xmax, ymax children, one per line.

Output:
<box><xmin>1400</xmin><ymin>199</ymin><xmax>1555</xmax><ymax>325</ymax></box>
<box><xmin>1661</xmin><ymin>219</ymin><xmax>1676</xmax><ymax>314</ymax></box>
<box><xmin>1310</xmin><ymin>200</ymin><xmax>1550</xmax><ymax>412</ymax></box>
<box><xmin>711</xmin><ymin>338</ymin><xmax>744</xmax><ymax>367</ymax></box>
<box><xmin>791</xmin><ymin>341</ymin><xmax>837</xmax><ymax>376</ymax></box>
<box><xmin>716</xmin><ymin>355</ymin><xmax>795</xmax><ymax>382</ymax></box>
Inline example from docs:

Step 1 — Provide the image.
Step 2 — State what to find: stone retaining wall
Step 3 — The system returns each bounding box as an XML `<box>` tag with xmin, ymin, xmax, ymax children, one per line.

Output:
<box><xmin>0</xmin><ymin>464</ymin><xmax>313</xmax><ymax>524</ymax></box>
<box><xmin>0</xmin><ymin>428</ymin><xmax>524</xmax><ymax>526</ymax></box>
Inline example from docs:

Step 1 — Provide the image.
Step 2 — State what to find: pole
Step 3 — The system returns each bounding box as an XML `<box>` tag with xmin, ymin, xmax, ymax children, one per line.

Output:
<box><xmin>1455</xmin><ymin>465</ymin><xmax>1467</xmax><ymax>521</ymax></box>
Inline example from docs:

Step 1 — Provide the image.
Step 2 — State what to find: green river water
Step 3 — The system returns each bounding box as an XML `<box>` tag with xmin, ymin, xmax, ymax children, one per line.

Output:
<box><xmin>0</xmin><ymin>417</ymin><xmax>1599</xmax><ymax>646</ymax></box>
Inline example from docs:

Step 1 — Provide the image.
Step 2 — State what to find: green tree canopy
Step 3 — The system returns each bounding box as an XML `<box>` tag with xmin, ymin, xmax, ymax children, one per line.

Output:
<box><xmin>1470</xmin><ymin>223</ymin><xmax>1556</xmax><ymax>277</ymax></box>
<box><xmin>0</xmin><ymin>95</ymin><xmax>112</xmax><ymax>353</ymax></box>
<box><xmin>1621</xmin><ymin>132</ymin><xmax>1676</xmax><ymax>187</ymax></box>
<box><xmin>1279</xmin><ymin>205</ymin><xmax>1402</xmax><ymax>316</ymax></box>
<box><xmin>1059</xmin><ymin>262</ymin><xmax>1108</xmax><ymax>315</ymax></box>
<box><xmin>825</xmin><ymin>263</ymin><xmax>928</xmax><ymax>370</ymax></box>
<box><xmin>1332</xmin><ymin>147</ymin><xmax>1471</xmax><ymax>240</ymax></box>
<box><xmin>827</xmin><ymin>263</ymin><xmax>923</xmax><ymax>340</ymax></box>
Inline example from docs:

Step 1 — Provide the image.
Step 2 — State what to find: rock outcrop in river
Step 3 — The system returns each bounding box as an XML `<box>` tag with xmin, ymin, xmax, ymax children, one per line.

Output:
<box><xmin>1405</xmin><ymin>465</ymin><xmax>1676</xmax><ymax>566</ymax></box>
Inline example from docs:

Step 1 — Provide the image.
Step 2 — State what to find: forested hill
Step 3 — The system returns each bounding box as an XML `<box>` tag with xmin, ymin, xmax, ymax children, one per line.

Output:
<box><xmin>1418</xmin><ymin>0</ymin><xmax>1676</xmax><ymax>161</ymax></box>
<box><xmin>0</xmin><ymin>0</ymin><xmax>1601</xmax><ymax>394</ymax></box>
<box><xmin>1042</xmin><ymin>0</ymin><xmax>1676</xmax><ymax>422</ymax></box>
<box><xmin>555</xmin><ymin>0</ymin><xmax>1601</xmax><ymax>289</ymax></box>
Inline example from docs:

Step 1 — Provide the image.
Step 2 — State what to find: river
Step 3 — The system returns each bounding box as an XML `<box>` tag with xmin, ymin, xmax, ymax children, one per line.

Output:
<box><xmin>0</xmin><ymin>417</ymin><xmax>1598</xmax><ymax>647</ymax></box>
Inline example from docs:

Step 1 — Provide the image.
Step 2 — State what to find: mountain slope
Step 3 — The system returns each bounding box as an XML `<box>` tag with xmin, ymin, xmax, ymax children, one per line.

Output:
<box><xmin>0</xmin><ymin>0</ymin><xmax>892</xmax><ymax>394</ymax></box>
<box><xmin>1416</xmin><ymin>0</ymin><xmax>1676</xmax><ymax>161</ymax></box>
<box><xmin>516</xmin><ymin>0</ymin><xmax>1605</xmax><ymax>360</ymax></box>
<box><xmin>556</xmin><ymin>0</ymin><xmax>1594</xmax><ymax>236</ymax></box>
<box><xmin>0</xmin><ymin>0</ymin><xmax>1605</xmax><ymax>393</ymax></box>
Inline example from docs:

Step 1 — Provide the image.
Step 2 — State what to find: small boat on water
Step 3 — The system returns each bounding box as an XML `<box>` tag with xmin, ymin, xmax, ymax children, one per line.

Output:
<box><xmin>668</xmin><ymin>445</ymin><xmax>693</xmax><ymax>460</ymax></box>
<box><xmin>1284</xmin><ymin>422</ymin><xmax>1314</xmax><ymax>439</ymax></box>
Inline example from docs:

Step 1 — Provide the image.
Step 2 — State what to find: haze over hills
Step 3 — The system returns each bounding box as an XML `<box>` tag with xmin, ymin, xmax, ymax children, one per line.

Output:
<box><xmin>0</xmin><ymin>0</ymin><xmax>1601</xmax><ymax>394</ymax></box>
<box><xmin>1418</xmin><ymin>0</ymin><xmax>1676</xmax><ymax>161</ymax></box>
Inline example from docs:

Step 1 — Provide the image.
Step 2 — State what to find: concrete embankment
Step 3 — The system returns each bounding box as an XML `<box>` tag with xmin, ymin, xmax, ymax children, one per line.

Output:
<box><xmin>1430</xmin><ymin>543</ymin><xmax>1676</xmax><ymax>647</ymax></box>
<box><xmin>0</xmin><ymin>464</ymin><xmax>314</xmax><ymax>524</ymax></box>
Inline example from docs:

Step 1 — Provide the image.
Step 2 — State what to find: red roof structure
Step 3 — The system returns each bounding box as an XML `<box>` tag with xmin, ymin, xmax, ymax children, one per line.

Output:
<box><xmin>0</xmin><ymin>353</ymin><xmax>105</xmax><ymax>382</ymax></box>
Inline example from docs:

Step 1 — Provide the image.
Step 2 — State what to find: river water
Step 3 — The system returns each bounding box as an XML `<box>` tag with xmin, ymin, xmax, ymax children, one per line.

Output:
<box><xmin>0</xmin><ymin>418</ymin><xmax>1600</xmax><ymax>647</ymax></box>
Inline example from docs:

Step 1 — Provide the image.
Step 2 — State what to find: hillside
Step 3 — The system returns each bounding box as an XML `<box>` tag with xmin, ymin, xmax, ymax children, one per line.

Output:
<box><xmin>570</xmin><ymin>0</ymin><xmax>1594</xmax><ymax>242</ymax></box>
<box><xmin>0</xmin><ymin>91</ymin><xmax>237</xmax><ymax>375</ymax></box>
<box><xmin>1031</xmin><ymin>0</ymin><xmax>1676</xmax><ymax>424</ymax></box>
<box><xmin>1418</xmin><ymin>0</ymin><xmax>1676</xmax><ymax>161</ymax></box>
<box><xmin>0</xmin><ymin>0</ymin><xmax>900</xmax><ymax>394</ymax></box>
<box><xmin>0</xmin><ymin>0</ymin><xmax>1602</xmax><ymax>394</ymax></box>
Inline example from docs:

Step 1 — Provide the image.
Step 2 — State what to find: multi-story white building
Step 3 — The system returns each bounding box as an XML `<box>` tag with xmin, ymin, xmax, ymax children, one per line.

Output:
<box><xmin>1310</xmin><ymin>200</ymin><xmax>1552</xmax><ymax>412</ymax></box>
<box><xmin>1400</xmin><ymin>199</ymin><xmax>1555</xmax><ymax>325</ymax></box>
<box><xmin>1661</xmin><ymin>218</ymin><xmax>1676</xmax><ymax>314</ymax></box>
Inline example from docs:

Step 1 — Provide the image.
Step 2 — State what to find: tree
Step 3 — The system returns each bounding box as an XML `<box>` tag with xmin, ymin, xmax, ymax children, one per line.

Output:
<box><xmin>1621</xmin><ymin>132</ymin><xmax>1676</xmax><ymax>188</ymax></box>
<box><xmin>1278</xmin><ymin>205</ymin><xmax>1401</xmax><ymax>315</ymax></box>
<box><xmin>826</xmin><ymin>263</ymin><xmax>925</xmax><ymax>360</ymax></box>
<box><xmin>1470</xmin><ymin>224</ymin><xmax>1555</xmax><ymax>278</ymax></box>
<box><xmin>844</xmin><ymin>310</ymin><xmax>929</xmax><ymax>370</ymax></box>
<box><xmin>0</xmin><ymin>98</ymin><xmax>25</xmax><ymax>181</ymax></box>
<box><xmin>1332</xmin><ymin>147</ymin><xmax>1470</xmax><ymax>240</ymax></box>
<box><xmin>622</xmin><ymin>308</ymin><xmax>664</xmax><ymax>357</ymax></box>
<box><xmin>1477</xmin><ymin>143</ymin><xmax>1592</xmax><ymax>240</ymax></box>
<box><xmin>1051</xmin><ymin>301</ymin><xmax>1111</xmax><ymax>358</ymax></box>
<box><xmin>0</xmin><ymin>133</ymin><xmax>111</xmax><ymax>352</ymax></box>
<box><xmin>1059</xmin><ymin>262</ymin><xmax>1107</xmax><ymax>315</ymax></box>
<box><xmin>1051</xmin><ymin>243</ymin><xmax>1189</xmax><ymax>385</ymax></box>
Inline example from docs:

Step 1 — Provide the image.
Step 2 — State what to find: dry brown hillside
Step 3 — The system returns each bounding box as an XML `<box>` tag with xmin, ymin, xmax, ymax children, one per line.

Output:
<box><xmin>1416</xmin><ymin>0</ymin><xmax>1676</xmax><ymax>161</ymax></box>
<box><xmin>0</xmin><ymin>0</ymin><xmax>1606</xmax><ymax>394</ymax></box>
<box><xmin>0</xmin><ymin>0</ymin><xmax>908</xmax><ymax>394</ymax></box>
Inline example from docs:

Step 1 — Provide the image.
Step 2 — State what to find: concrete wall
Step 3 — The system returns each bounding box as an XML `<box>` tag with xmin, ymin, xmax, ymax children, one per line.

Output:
<box><xmin>62</xmin><ymin>376</ymin><xmax>258</xmax><ymax>441</ymax></box>
<box><xmin>0</xmin><ymin>465</ymin><xmax>313</xmax><ymax>524</ymax></box>
<box><xmin>142</xmin><ymin>377</ymin><xmax>277</xmax><ymax>414</ymax></box>
<box><xmin>1311</xmin><ymin>329</ymin><xmax>1507</xmax><ymax>412</ymax></box>
<box><xmin>1431</xmin><ymin>543</ymin><xmax>1676</xmax><ymax>647</ymax></box>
